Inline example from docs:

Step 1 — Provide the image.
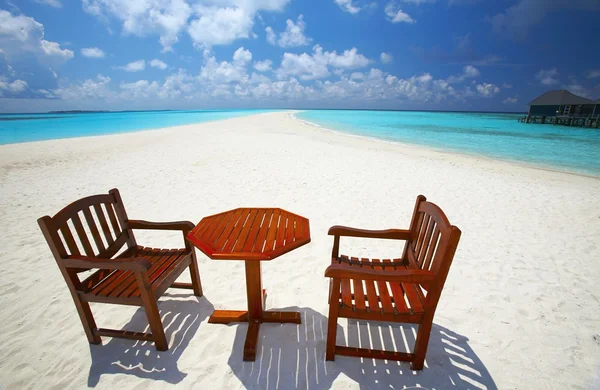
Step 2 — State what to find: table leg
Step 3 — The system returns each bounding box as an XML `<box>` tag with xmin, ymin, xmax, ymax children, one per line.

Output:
<box><xmin>208</xmin><ymin>260</ymin><xmax>302</xmax><ymax>361</ymax></box>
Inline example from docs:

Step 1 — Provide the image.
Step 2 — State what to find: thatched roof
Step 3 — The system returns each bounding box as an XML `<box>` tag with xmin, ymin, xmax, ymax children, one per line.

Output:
<box><xmin>528</xmin><ymin>90</ymin><xmax>594</xmax><ymax>106</ymax></box>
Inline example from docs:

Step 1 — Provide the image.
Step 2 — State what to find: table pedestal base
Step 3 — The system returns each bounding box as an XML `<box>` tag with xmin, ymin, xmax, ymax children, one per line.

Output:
<box><xmin>209</xmin><ymin>309</ymin><xmax>301</xmax><ymax>361</ymax></box>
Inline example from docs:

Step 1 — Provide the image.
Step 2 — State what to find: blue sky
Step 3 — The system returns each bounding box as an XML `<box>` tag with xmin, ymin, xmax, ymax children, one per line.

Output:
<box><xmin>0</xmin><ymin>0</ymin><xmax>599</xmax><ymax>113</ymax></box>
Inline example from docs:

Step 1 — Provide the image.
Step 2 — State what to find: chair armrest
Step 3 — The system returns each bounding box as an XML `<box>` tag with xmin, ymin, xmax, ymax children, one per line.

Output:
<box><xmin>128</xmin><ymin>219</ymin><xmax>195</xmax><ymax>233</ymax></box>
<box><xmin>324</xmin><ymin>264</ymin><xmax>435</xmax><ymax>283</ymax></box>
<box><xmin>63</xmin><ymin>255</ymin><xmax>152</xmax><ymax>272</ymax></box>
<box><xmin>328</xmin><ymin>225</ymin><xmax>411</xmax><ymax>240</ymax></box>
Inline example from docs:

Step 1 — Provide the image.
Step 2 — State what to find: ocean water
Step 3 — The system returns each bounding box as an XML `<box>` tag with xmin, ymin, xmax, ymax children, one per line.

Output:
<box><xmin>297</xmin><ymin>110</ymin><xmax>600</xmax><ymax>176</ymax></box>
<box><xmin>0</xmin><ymin>109</ymin><xmax>270</xmax><ymax>145</ymax></box>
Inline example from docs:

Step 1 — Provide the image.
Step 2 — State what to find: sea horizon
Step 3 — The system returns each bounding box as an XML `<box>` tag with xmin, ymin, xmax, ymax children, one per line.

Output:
<box><xmin>0</xmin><ymin>107</ymin><xmax>527</xmax><ymax>116</ymax></box>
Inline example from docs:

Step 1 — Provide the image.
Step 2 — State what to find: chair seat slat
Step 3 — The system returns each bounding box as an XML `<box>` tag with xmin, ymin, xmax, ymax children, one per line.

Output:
<box><xmin>352</xmin><ymin>279</ymin><xmax>366</xmax><ymax>311</ymax></box>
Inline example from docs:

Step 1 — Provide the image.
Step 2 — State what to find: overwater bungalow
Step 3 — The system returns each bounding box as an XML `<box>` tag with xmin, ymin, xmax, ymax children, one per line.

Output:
<box><xmin>522</xmin><ymin>90</ymin><xmax>599</xmax><ymax>128</ymax></box>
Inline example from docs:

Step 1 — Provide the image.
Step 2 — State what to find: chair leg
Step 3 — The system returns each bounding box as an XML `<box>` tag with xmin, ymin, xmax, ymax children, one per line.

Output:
<box><xmin>137</xmin><ymin>273</ymin><xmax>168</xmax><ymax>351</ymax></box>
<box><xmin>326</xmin><ymin>279</ymin><xmax>340</xmax><ymax>361</ymax></box>
<box><xmin>73</xmin><ymin>297</ymin><xmax>101</xmax><ymax>345</ymax></box>
<box><xmin>142</xmin><ymin>297</ymin><xmax>168</xmax><ymax>351</ymax></box>
<box><xmin>411</xmin><ymin>319</ymin><xmax>433</xmax><ymax>370</ymax></box>
<box><xmin>189</xmin><ymin>252</ymin><xmax>203</xmax><ymax>297</ymax></box>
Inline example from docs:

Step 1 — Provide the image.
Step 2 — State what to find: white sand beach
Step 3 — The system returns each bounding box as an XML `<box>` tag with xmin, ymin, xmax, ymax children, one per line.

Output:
<box><xmin>1</xmin><ymin>111</ymin><xmax>599</xmax><ymax>389</ymax></box>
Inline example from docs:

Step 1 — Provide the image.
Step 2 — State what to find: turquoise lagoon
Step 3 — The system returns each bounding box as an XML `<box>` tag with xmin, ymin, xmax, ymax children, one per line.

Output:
<box><xmin>296</xmin><ymin>110</ymin><xmax>600</xmax><ymax>176</ymax></box>
<box><xmin>1</xmin><ymin>109</ymin><xmax>599</xmax><ymax>176</ymax></box>
<box><xmin>0</xmin><ymin>109</ymin><xmax>269</xmax><ymax>145</ymax></box>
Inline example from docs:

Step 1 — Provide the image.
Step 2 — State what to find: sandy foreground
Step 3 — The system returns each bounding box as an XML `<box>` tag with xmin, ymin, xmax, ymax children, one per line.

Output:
<box><xmin>0</xmin><ymin>111</ymin><xmax>599</xmax><ymax>389</ymax></box>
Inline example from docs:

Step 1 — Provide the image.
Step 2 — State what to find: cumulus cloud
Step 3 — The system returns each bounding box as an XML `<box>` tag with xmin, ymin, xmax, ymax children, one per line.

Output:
<box><xmin>81</xmin><ymin>47</ymin><xmax>105</xmax><ymax>58</ymax></box>
<box><xmin>476</xmin><ymin>82</ymin><xmax>500</xmax><ymax>97</ymax></box>
<box><xmin>83</xmin><ymin>0</ymin><xmax>192</xmax><ymax>52</ymax></box>
<box><xmin>380</xmin><ymin>52</ymin><xmax>393</xmax><ymax>64</ymax></box>
<box><xmin>334</xmin><ymin>0</ymin><xmax>361</xmax><ymax>14</ymax></box>
<box><xmin>199</xmin><ymin>47</ymin><xmax>252</xmax><ymax>83</ymax></box>
<box><xmin>120</xmin><ymin>60</ymin><xmax>146</xmax><ymax>72</ymax></box>
<box><xmin>82</xmin><ymin>1</ymin><xmax>293</xmax><ymax>50</ymax></box>
<box><xmin>150</xmin><ymin>59</ymin><xmax>168</xmax><ymax>69</ymax></box>
<box><xmin>535</xmin><ymin>68</ymin><xmax>559</xmax><ymax>85</ymax></box>
<box><xmin>0</xmin><ymin>77</ymin><xmax>28</xmax><ymax>95</ymax></box>
<box><xmin>276</xmin><ymin>45</ymin><xmax>371</xmax><ymax>80</ymax></box>
<box><xmin>254</xmin><ymin>59</ymin><xmax>273</xmax><ymax>72</ymax></box>
<box><xmin>447</xmin><ymin>65</ymin><xmax>480</xmax><ymax>84</ymax></box>
<box><xmin>0</xmin><ymin>10</ymin><xmax>74</xmax><ymax>66</ymax></box>
<box><xmin>265</xmin><ymin>15</ymin><xmax>311</xmax><ymax>48</ymax></box>
<box><xmin>51</xmin><ymin>74</ymin><xmax>112</xmax><ymax>100</ymax></box>
<box><xmin>503</xmin><ymin>97</ymin><xmax>518</xmax><ymax>104</ymax></box>
<box><xmin>32</xmin><ymin>43</ymin><xmax>516</xmax><ymax>108</ymax></box>
<box><xmin>385</xmin><ymin>2</ymin><xmax>415</xmax><ymax>23</ymax></box>
<box><xmin>188</xmin><ymin>6</ymin><xmax>254</xmax><ymax>48</ymax></box>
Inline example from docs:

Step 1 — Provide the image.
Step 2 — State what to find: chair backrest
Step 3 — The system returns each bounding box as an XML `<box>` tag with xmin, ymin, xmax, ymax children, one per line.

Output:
<box><xmin>38</xmin><ymin>189</ymin><xmax>136</xmax><ymax>266</ymax></box>
<box><xmin>403</xmin><ymin>195</ymin><xmax>461</xmax><ymax>297</ymax></box>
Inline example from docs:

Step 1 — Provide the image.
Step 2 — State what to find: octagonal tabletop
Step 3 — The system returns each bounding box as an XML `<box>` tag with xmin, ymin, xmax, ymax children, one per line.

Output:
<box><xmin>187</xmin><ymin>208</ymin><xmax>310</xmax><ymax>261</ymax></box>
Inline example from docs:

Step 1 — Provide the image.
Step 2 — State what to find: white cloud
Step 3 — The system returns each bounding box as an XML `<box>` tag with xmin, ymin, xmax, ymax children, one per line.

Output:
<box><xmin>120</xmin><ymin>60</ymin><xmax>146</xmax><ymax>72</ymax></box>
<box><xmin>187</xmin><ymin>0</ymin><xmax>291</xmax><ymax>48</ymax></box>
<box><xmin>35</xmin><ymin>0</ymin><xmax>62</xmax><ymax>8</ymax></box>
<box><xmin>188</xmin><ymin>6</ymin><xmax>254</xmax><ymax>48</ymax></box>
<box><xmin>265</xmin><ymin>15</ymin><xmax>311</xmax><ymax>48</ymax></box>
<box><xmin>535</xmin><ymin>68</ymin><xmax>559</xmax><ymax>85</ymax></box>
<box><xmin>334</xmin><ymin>0</ymin><xmax>361</xmax><ymax>14</ymax></box>
<box><xmin>83</xmin><ymin>0</ymin><xmax>192</xmax><ymax>51</ymax></box>
<box><xmin>0</xmin><ymin>77</ymin><xmax>28</xmax><ymax>94</ymax></box>
<box><xmin>40</xmin><ymin>39</ymin><xmax>74</xmax><ymax>59</ymax></box>
<box><xmin>265</xmin><ymin>26</ymin><xmax>276</xmax><ymax>45</ymax></box>
<box><xmin>82</xmin><ymin>0</ymin><xmax>292</xmax><ymax>50</ymax></box>
<box><xmin>503</xmin><ymin>97</ymin><xmax>518</xmax><ymax>104</ymax></box>
<box><xmin>276</xmin><ymin>45</ymin><xmax>371</xmax><ymax>80</ymax></box>
<box><xmin>254</xmin><ymin>59</ymin><xmax>273</xmax><ymax>72</ymax></box>
<box><xmin>199</xmin><ymin>47</ymin><xmax>253</xmax><ymax>83</ymax></box>
<box><xmin>52</xmin><ymin>74</ymin><xmax>112</xmax><ymax>100</ymax></box>
<box><xmin>278</xmin><ymin>52</ymin><xmax>330</xmax><ymax>80</ymax></box>
<box><xmin>81</xmin><ymin>47</ymin><xmax>105</xmax><ymax>58</ymax></box>
<box><xmin>447</xmin><ymin>65</ymin><xmax>480</xmax><ymax>83</ymax></box>
<box><xmin>232</xmin><ymin>47</ymin><xmax>252</xmax><ymax>66</ymax></box>
<box><xmin>587</xmin><ymin>69</ymin><xmax>600</xmax><ymax>79</ymax></box>
<box><xmin>385</xmin><ymin>2</ymin><xmax>415</xmax><ymax>23</ymax></box>
<box><xmin>476</xmin><ymin>82</ymin><xmax>500</xmax><ymax>97</ymax></box>
<box><xmin>0</xmin><ymin>10</ymin><xmax>74</xmax><ymax>66</ymax></box>
<box><xmin>380</xmin><ymin>52</ymin><xmax>393</xmax><ymax>64</ymax></box>
<box><xmin>350</xmin><ymin>72</ymin><xmax>364</xmax><ymax>80</ymax></box>
<box><xmin>502</xmin><ymin>82</ymin><xmax>513</xmax><ymax>88</ymax></box>
<box><xmin>150</xmin><ymin>59</ymin><xmax>168</xmax><ymax>69</ymax></box>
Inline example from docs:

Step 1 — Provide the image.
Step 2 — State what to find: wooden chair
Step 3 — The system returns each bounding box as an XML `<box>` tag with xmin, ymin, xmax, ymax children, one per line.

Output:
<box><xmin>37</xmin><ymin>189</ymin><xmax>203</xmax><ymax>351</ymax></box>
<box><xmin>324</xmin><ymin>195</ymin><xmax>461</xmax><ymax>369</ymax></box>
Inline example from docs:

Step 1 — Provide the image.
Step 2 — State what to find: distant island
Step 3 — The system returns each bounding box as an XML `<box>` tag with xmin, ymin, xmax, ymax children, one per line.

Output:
<box><xmin>48</xmin><ymin>110</ymin><xmax>111</xmax><ymax>114</ymax></box>
<box><xmin>47</xmin><ymin>109</ymin><xmax>174</xmax><ymax>114</ymax></box>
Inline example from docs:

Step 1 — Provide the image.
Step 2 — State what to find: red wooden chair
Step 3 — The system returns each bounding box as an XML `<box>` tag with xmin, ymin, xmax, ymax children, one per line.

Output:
<box><xmin>325</xmin><ymin>195</ymin><xmax>461</xmax><ymax>369</ymax></box>
<box><xmin>37</xmin><ymin>189</ymin><xmax>203</xmax><ymax>351</ymax></box>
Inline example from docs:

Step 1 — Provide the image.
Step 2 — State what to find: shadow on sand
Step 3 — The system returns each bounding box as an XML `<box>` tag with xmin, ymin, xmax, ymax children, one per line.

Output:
<box><xmin>228</xmin><ymin>307</ymin><xmax>496</xmax><ymax>390</ymax></box>
<box><xmin>87</xmin><ymin>296</ymin><xmax>214</xmax><ymax>386</ymax></box>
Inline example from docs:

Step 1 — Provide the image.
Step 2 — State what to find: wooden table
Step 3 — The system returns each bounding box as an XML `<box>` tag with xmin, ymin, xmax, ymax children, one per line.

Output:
<box><xmin>187</xmin><ymin>208</ymin><xmax>311</xmax><ymax>361</ymax></box>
